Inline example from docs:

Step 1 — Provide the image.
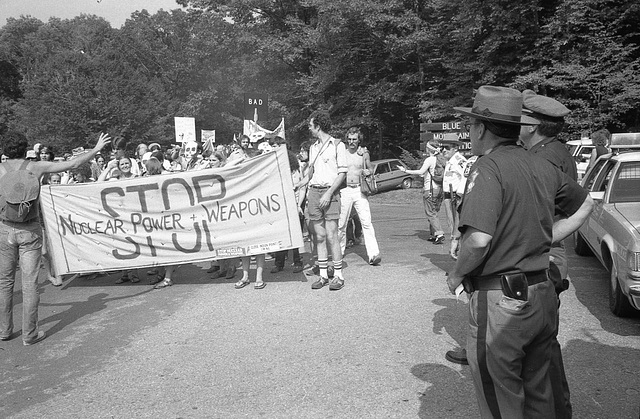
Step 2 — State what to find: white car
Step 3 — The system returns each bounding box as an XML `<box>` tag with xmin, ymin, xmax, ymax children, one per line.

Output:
<box><xmin>575</xmin><ymin>150</ymin><xmax>640</xmax><ymax>316</ymax></box>
<box><xmin>566</xmin><ymin>138</ymin><xmax>593</xmax><ymax>181</ymax></box>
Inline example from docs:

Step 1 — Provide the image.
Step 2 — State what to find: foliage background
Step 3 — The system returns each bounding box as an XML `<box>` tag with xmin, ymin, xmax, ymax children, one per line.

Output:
<box><xmin>1</xmin><ymin>0</ymin><xmax>639</xmax><ymax>159</ymax></box>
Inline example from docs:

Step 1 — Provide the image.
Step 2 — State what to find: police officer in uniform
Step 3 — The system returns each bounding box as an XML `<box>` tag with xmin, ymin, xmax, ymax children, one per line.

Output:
<box><xmin>520</xmin><ymin>90</ymin><xmax>576</xmax><ymax>418</ymax></box>
<box><xmin>446</xmin><ymin>86</ymin><xmax>593</xmax><ymax>418</ymax></box>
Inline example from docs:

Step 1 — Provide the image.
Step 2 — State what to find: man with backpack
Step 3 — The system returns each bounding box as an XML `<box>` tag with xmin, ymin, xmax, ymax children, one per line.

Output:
<box><xmin>0</xmin><ymin>131</ymin><xmax>110</xmax><ymax>345</ymax></box>
<box><xmin>399</xmin><ymin>141</ymin><xmax>446</xmax><ymax>244</ymax></box>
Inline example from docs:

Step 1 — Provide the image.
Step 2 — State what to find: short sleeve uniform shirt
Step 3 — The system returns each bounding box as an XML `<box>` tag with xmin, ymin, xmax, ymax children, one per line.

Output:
<box><xmin>459</xmin><ymin>144</ymin><xmax>587</xmax><ymax>277</ymax></box>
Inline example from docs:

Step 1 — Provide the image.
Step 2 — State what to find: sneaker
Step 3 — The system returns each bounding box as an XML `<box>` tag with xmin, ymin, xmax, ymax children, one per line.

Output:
<box><xmin>292</xmin><ymin>263</ymin><xmax>304</xmax><ymax>273</ymax></box>
<box><xmin>369</xmin><ymin>255</ymin><xmax>382</xmax><ymax>266</ymax></box>
<box><xmin>329</xmin><ymin>277</ymin><xmax>344</xmax><ymax>291</ymax></box>
<box><xmin>433</xmin><ymin>235</ymin><xmax>445</xmax><ymax>245</ymax></box>
<box><xmin>23</xmin><ymin>331</ymin><xmax>47</xmax><ymax>346</ymax></box>
<box><xmin>311</xmin><ymin>277</ymin><xmax>329</xmax><ymax>289</ymax></box>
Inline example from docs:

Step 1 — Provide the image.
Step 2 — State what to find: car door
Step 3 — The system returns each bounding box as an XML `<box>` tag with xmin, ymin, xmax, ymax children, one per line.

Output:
<box><xmin>386</xmin><ymin>159</ymin><xmax>405</xmax><ymax>187</ymax></box>
<box><xmin>373</xmin><ymin>161</ymin><xmax>392</xmax><ymax>191</ymax></box>
<box><xmin>583</xmin><ymin>160</ymin><xmax>618</xmax><ymax>257</ymax></box>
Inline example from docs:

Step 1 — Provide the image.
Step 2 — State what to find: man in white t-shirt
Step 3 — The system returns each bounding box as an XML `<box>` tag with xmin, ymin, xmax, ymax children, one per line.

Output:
<box><xmin>306</xmin><ymin>111</ymin><xmax>348</xmax><ymax>291</ymax></box>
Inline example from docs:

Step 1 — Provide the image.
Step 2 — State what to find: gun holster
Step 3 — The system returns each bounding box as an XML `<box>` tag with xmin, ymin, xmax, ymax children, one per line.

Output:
<box><xmin>500</xmin><ymin>273</ymin><xmax>528</xmax><ymax>301</ymax></box>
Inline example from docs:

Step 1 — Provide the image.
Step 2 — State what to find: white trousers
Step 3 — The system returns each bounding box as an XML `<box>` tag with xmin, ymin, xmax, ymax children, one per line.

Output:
<box><xmin>338</xmin><ymin>186</ymin><xmax>380</xmax><ymax>259</ymax></box>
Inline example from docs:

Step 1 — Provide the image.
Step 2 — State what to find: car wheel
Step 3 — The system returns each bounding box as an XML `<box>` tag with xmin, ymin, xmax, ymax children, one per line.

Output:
<box><xmin>608</xmin><ymin>261</ymin><xmax>634</xmax><ymax>317</ymax></box>
<box><xmin>574</xmin><ymin>232</ymin><xmax>592</xmax><ymax>256</ymax></box>
<box><xmin>401</xmin><ymin>178</ymin><xmax>412</xmax><ymax>189</ymax></box>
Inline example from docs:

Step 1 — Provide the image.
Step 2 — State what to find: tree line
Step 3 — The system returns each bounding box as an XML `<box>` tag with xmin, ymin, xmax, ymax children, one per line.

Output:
<box><xmin>1</xmin><ymin>0</ymin><xmax>638</xmax><ymax>158</ymax></box>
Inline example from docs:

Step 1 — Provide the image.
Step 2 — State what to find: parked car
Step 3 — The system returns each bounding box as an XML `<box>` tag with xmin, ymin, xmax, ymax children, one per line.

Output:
<box><xmin>567</xmin><ymin>133</ymin><xmax>640</xmax><ymax>181</ymax></box>
<box><xmin>574</xmin><ymin>150</ymin><xmax>640</xmax><ymax>316</ymax></box>
<box><xmin>566</xmin><ymin>138</ymin><xmax>594</xmax><ymax>180</ymax></box>
<box><xmin>370</xmin><ymin>159</ymin><xmax>412</xmax><ymax>193</ymax></box>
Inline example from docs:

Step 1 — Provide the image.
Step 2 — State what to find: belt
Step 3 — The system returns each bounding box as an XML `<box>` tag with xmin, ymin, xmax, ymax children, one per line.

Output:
<box><xmin>346</xmin><ymin>184</ymin><xmax>360</xmax><ymax>188</ymax></box>
<box><xmin>309</xmin><ymin>185</ymin><xmax>330</xmax><ymax>189</ymax></box>
<box><xmin>469</xmin><ymin>270</ymin><xmax>549</xmax><ymax>291</ymax></box>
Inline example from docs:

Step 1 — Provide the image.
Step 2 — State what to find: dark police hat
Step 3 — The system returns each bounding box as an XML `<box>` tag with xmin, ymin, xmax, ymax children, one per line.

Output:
<box><xmin>522</xmin><ymin>90</ymin><xmax>570</xmax><ymax>121</ymax></box>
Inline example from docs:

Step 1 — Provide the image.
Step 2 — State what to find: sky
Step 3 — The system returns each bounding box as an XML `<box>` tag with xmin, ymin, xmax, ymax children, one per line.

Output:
<box><xmin>0</xmin><ymin>0</ymin><xmax>185</xmax><ymax>28</ymax></box>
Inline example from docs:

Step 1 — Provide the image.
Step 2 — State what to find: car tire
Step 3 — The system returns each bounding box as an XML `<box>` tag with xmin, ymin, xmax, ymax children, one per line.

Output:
<box><xmin>609</xmin><ymin>261</ymin><xmax>634</xmax><ymax>317</ymax></box>
<box><xmin>401</xmin><ymin>178</ymin><xmax>412</xmax><ymax>189</ymax></box>
<box><xmin>574</xmin><ymin>232</ymin><xmax>592</xmax><ymax>256</ymax></box>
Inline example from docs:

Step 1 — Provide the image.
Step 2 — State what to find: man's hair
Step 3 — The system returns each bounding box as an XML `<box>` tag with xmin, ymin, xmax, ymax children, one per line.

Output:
<box><xmin>145</xmin><ymin>157</ymin><xmax>163</xmax><ymax>175</ymax></box>
<box><xmin>536</xmin><ymin>119</ymin><xmax>565</xmax><ymax>138</ymax></box>
<box><xmin>309</xmin><ymin>110</ymin><xmax>332</xmax><ymax>133</ymax></box>
<box><xmin>592</xmin><ymin>128</ymin><xmax>611</xmax><ymax>147</ymax></box>
<box><xmin>346</xmin><ymin>126</ymin><xmax>363</xmax><ymax>142</ymax></box>
<box><xmin>299</xmin><ymin>140</ymin><xmax>311</xmax><ymax>152</ymax></box>
<box><xmin>482</xmin><ymin>120</ymin><xmax>520</xmax><ymax>140</ymax></box>
<box><xmin>1</xmin><ymin>131</ymin><xmax>28</xmax><ymax>159</ymax></box>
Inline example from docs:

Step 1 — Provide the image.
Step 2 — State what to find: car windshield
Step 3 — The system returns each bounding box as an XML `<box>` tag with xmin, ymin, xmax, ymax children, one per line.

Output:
<box><xmin>610</xmin><ymin>161</ymin><xmax>640</xmax><ymax>203</ymax></box>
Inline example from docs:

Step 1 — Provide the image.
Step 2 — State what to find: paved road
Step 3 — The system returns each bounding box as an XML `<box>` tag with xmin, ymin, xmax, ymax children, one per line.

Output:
<box><xmin>1</xmin><ymin>190</ymin><xmax>639</xmax><ymax>418</ymax></box>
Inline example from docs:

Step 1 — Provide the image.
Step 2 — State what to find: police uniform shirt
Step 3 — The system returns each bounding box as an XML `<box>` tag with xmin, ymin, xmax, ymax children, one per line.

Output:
<box><xmin>459</xmin><ymin>144</ymin><xmax>587</xmax><ymax>277</ymax></box>
<box><xmin>529</xmin><ymin>137</ymin><xmax>578</xmax><ymax>181</ymax></box>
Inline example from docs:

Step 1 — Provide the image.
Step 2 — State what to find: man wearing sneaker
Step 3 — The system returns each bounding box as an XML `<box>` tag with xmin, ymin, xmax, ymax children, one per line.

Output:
<box><xmin>338</xmin><ymin>126</ymin><xmax>381</xmax><ymax>266</ymax></box>
<box><xmin>398</xmin><ymin>142</ymin><xmax>445</xmax><ymax>244</ymax></box>
<box><xmin>306</xmin><ymin>111</ymin><xmax>348</xmax><ymax>290</ymax></box>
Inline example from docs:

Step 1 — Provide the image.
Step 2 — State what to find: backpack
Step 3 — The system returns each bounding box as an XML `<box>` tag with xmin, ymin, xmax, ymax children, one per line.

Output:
<box><xmin>0</xmin><ymin>160</ymin><xmax>41</xmax><ymax>223</ymax></box>
<box><xmin>431</xmin><ymin>153</ymin><xmax>447</xmax><ymax>184</ymax></box>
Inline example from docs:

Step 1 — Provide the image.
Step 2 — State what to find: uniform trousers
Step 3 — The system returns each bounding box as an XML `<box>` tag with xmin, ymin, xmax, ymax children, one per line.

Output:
<box><xmin>467</xmin><ymin>280</ymin><xmax>558</xmax><ymax>419</ymax></box>
<box><xmin>0</xmin><ymin>219</ymin><xmax>43</xmax><ymax>341</ymax></box>
<box><xmin>338</xmin><ymin>186</ymin><xmax>380</xmax><ymax>259</ymax></box>
<box><xmin>549</xmin><ymin>243</ymin><xmax>572</xmax><ymax>419</ymax></box>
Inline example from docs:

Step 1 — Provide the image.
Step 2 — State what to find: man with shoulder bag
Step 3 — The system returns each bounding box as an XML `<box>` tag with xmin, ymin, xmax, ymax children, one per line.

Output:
<box><xmin>337</xmin><ymin>127</ymin><xmax>381</xmax><ymax>266</ymax></box>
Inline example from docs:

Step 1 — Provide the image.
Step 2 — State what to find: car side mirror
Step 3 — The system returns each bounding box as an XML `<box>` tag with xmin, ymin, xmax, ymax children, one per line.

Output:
<box><xmin>590</xmin><ymin>191</ymin><xmax>605</xmax><ymax>201</ymax></box>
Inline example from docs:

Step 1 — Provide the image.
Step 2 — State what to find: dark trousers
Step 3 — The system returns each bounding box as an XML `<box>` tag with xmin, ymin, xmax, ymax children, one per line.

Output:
<box><xmin>346</xmin><ymin>209</ymin><xmax>362</xmax><ymax>242</ymax></box>
<box><xmin>274</xmin><ymin>248</ymin><xmax>302</xmax><ymax>268</ymax></box>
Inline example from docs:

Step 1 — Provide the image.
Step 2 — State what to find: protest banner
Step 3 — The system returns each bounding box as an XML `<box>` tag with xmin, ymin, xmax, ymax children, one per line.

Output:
<box><xmin>40</xmin><ymin>147</ymin><xmax>303</xmax><ymax>275</ymax></box>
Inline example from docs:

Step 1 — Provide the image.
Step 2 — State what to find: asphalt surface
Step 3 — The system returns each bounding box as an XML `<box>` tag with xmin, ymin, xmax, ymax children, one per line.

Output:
<box><xmin>1</xmin><ymin>189</ymin><xmax>639</xmax><ymax>418</ymax></box>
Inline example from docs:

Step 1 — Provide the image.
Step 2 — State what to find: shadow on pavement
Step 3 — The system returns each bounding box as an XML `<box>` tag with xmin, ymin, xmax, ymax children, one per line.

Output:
<box><xmin>431</xmin><ymin>298</ymin><xmax>468</xmax><ymax>350</ymax></box>
<box><xmin>39</xmin><ymin>289</ymin><xmax>153</xmax><ymax>338</ymax></box>
<box><xmin>562</xmin><ymin>337</ymin><xmax>640</xmax><ymax>418</ymax></box>
<box><xmin>411</xmin><ymin>362</ymin><xmax>476</xmax><ymax>418</ymax></box>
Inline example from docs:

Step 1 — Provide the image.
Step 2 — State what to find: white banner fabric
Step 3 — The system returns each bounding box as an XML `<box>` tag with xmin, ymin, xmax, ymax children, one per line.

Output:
<box><xmin>41</xmin><ymin>147</ymin><xmax>303</xmax><ymax>275</ymax></box>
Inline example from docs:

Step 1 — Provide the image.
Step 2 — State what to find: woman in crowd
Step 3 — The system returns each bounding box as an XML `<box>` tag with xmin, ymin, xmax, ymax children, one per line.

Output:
<box><xmin>206</xmin><ymin>150</ymin><xmax>239</xmax><ymax>279</ymax></box>
<box><xmin>96</xmin><ymin>153</ymin><xmax>141</xmax><ymax>283</ymax></box>
<box><xmin>98</xmin><ymin>155</ymin><xmax>137</xmax><ymax>181</ymax></box>
<box><xmin>91</xmin><ymin>153</ymin><xmax>106</xmax><ymax>180</ymax></box>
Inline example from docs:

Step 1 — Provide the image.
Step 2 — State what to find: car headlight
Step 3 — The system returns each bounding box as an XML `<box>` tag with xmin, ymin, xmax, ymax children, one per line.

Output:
<box><xmin>628</xmin><ymin>251</ymin><xmax>640</xmax><ymax>272</ymax></box>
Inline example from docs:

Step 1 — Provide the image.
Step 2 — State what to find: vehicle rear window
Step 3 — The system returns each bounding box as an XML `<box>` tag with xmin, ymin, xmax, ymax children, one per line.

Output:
<box><xmin>610</xmin><ymin>162</ymin><xmax>640</xmax><ymax>203</ymax></box>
